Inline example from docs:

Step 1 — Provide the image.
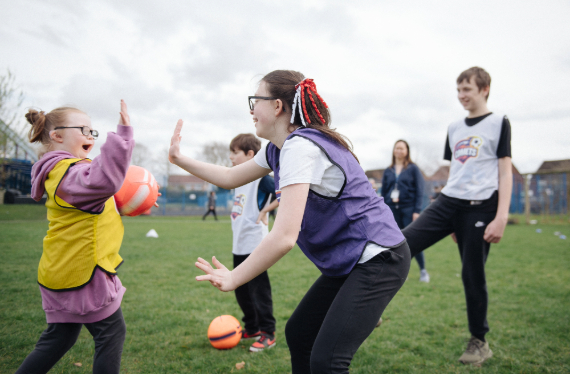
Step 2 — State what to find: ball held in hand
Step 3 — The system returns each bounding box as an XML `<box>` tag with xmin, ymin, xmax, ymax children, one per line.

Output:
<box><xmin>114</xmin><ymin>166</ymin><xmax>159</xmax><ymax>217</ymax></box>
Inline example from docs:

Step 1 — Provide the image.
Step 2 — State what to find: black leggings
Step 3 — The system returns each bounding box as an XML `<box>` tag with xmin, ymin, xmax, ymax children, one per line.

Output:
<box><xmin>286</xmin><ymin>243</ymin><xmax>410</xmax><ymax>374</ymax></box>
<box><xmin>402</xmin><ymin>193</ymin><xmax>498</xmax><ymax>340</ymax></box>
<box><xmin>16</xmin><ymin>307</ymin><xmax>126</xmax><ymax>374</ymax></box>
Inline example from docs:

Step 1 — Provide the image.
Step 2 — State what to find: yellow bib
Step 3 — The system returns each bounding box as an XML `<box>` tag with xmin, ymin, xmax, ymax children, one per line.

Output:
<box><xmin>38</xmin><ymin>158</ymin><xmax>124</xmax><ymax>290</ymax></box>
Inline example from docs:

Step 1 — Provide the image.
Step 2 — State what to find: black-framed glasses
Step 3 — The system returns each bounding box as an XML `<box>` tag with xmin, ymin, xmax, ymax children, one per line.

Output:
<box><xmin>248</xmin><ymin>96</ymin><xmax>283</xmax><ymax>111</ymax></box>
<box><xmin>54</xmin><ymin>126</ymin><xmax>99</xmax><ymax>139</ymax></box>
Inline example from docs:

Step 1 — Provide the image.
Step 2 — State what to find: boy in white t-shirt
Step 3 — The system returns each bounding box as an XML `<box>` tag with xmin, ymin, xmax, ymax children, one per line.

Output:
<box><xmin>402</xmin><ymin>67</ymin><xmax>512</xmax><ymax>366</ymax></box>
<box><xmin>229</xmin><ymin>133</ymin><xmax>277</xmax><ymax>352</ymax></box>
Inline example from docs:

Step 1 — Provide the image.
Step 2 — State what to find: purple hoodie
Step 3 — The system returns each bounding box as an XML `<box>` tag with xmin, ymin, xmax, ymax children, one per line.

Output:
<box><xmin>32</xmin><ymin>125</ymin><xmax>134</xmax><ymax>323</ymax></box>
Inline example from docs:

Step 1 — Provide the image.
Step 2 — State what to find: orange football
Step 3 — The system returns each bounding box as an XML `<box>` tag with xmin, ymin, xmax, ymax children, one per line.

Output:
<box><xmin>207</xmin><ymin>315</ymin><xmax>242</xmax><ymax>350</ymax></box>
<box><xmin>114</xmin><ymin>166</ymin><xmax>159</xmax><ymax>217</ymax></box>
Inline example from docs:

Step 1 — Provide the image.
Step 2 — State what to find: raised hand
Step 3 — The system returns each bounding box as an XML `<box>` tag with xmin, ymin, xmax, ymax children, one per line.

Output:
<box><xmin>169</xmin><ymin>119</ymin><xmax>183</xmax><ymax>164</ymax></box>
<box><xmin>195</xmin><ymin>256</ymin><xmax>236</xmax><ymax>292</ymax></box>
<box><xmin>119</xmin><ymin>100</ymin><xmax>131</xmax><ymax>127</ymax></box>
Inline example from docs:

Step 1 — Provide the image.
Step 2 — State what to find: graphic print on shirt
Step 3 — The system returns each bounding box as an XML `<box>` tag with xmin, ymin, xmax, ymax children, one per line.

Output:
<box><xmin>454</xmin><ymin>136</ymin><xmax>483</xmax><ymax>164</ymax></box>
<box><xmin>231</xmin><ymin>194</ymin><xmax>246</xmax><ymax>221</ymax></box>
<box><xmin>275</xmin><ymin>190</ymin><xmax>281</xmax><ymax>202</ymax></box>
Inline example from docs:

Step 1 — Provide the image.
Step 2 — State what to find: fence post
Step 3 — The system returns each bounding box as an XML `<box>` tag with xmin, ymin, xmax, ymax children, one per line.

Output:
<box><xmin>524</xmin><ymin>174</ymin><xmax>531</xmax><ymax>224</ymax></box>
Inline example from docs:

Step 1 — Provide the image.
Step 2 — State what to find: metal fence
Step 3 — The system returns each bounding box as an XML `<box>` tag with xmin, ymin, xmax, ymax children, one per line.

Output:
<box><xmin>1</xmin><ymin>158</ymin><xmax>33</xmax><ymax>194</ymax></box>
<box><xmin>511</xmin><ymin>173</ymin><xmax>568</xmax><ymax>216</ymax></box>
<box><xmin>153</xmin><ymin>188</ymin><xmax>235</xmax><ymax>216</ymax></box>
<box><xmin>375</xmin><ymin>173</ymin><xmax>569</xmax><ymax>218</ymax></box>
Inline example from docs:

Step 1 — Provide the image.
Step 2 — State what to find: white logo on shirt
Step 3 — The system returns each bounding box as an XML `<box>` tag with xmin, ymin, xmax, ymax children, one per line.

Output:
<box><xmin>474</xmin><ymin>221</ymin><xmax>485</xmax><ymax>227</ymax></box>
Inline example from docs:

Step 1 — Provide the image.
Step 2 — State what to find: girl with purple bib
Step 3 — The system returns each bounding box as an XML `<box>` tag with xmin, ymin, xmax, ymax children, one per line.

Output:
<box><xmin>169</xmin><ymin>70</ymin><xmax>410</xmax><ymax>373</ymax></box>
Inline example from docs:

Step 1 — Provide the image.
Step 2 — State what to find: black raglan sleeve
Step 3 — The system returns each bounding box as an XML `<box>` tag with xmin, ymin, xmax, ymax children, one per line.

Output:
<box><xmin>496</xmin><ymin>116</ymin><xmax>512</xmax><ymax>158</ymax></box>
<box><xmin>444</xmin><ymin>132</ymin><xmax>452</xmax><ymax>161</ymax></box>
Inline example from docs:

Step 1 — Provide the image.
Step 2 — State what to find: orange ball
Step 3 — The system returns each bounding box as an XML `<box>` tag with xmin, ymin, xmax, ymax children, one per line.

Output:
<box><xmin>114</xmin><ymin>166</ymin><xmax>159</xmax><ymax>217</ymax></box>
<box><xmin>207</xmin><ymin>315</ymin><xmax>242</xmax><ymax>350</ymax></box>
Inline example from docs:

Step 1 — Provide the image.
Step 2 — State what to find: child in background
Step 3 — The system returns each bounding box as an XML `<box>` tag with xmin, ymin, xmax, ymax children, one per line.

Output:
<box><xmin>402</xmin><ymin>67</ymin><xmax>512</xmax><ymax>366</ymax></box>
<box><xmin>16</xmin><ymin>101</ymin><xmax>134</xmax><ymax>374</ymax></box>
<box><xmin>229</xmin><ymin>133</ymin><xmax>277</xmax><ymax>352</ymax></box>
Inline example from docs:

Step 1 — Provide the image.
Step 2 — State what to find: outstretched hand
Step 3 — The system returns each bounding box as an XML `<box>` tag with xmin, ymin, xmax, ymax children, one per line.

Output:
<box><xmin>195</xmin><ymin>256</ymin><xmax>236</xmax><ymax>292</ymax></box>
<box><xmin>119</xmin><ymin>100</ymin><xmax>131</xmax><ymax>127</ymax></box>
<box><xmin>169</xmin><ymin>120</ymin><xmax>183</xmax><ymax>164</ymax></box>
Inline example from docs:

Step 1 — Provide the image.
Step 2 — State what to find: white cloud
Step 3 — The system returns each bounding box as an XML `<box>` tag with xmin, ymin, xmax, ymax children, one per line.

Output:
<box><xmin>1</xmin><ymin>0</ymin><xmax>569</xmax><ymax>175</ymax></box>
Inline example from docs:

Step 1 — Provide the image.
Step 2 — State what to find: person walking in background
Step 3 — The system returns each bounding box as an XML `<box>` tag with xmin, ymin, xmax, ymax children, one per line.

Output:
<box><xmin>382</xmin><ymin>140</ymin><xmax>430</xmax><ymax>282</ymax></box>
<box><xmin>202</xmin><ymin>191</ymin><xmax>218</xmax><ymax>220</ymax></box>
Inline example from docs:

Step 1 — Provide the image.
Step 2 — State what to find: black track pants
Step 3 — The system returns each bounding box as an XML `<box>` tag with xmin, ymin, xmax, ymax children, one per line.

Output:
<box><xmin>16</xmin><ymin>307</ymin><xmax>126</xmax><ymax>374</ymax></box>
<box><xmin>402</xmin><ymin>193</ymin><xmax>498</xmax><ymax>340</ymax></box>
<box><xmin>234</xmin><ymin>254</ymin><xmax>276</xmax><ymax>334</ymax></box>
<box><xmin>286</xmin><ymin>243</ymin><xmax>410</xmax><ymax>374</ymax></box>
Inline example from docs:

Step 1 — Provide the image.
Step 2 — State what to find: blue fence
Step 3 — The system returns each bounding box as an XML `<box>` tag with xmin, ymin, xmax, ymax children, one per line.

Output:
<box><xmin>1</xmin><ymin>158</ymin><xmax>33</xmax><ymax>194</ymax></box>
<box><xmin>510</xmin><ymin>173</ymin><xmax>568</xmax><ymax>215</ymax></box>
<box><xmin>153</xmin><ymin>188</ymin><xmax>235</xmax><ymax>216</ymax></box>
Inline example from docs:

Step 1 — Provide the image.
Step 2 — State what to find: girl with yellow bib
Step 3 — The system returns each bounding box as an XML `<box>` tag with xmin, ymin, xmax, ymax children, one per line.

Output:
<box><xmin>16</xmin><ymin>101</ymin><xmax>134</xmax><ymax>374</ymax></box>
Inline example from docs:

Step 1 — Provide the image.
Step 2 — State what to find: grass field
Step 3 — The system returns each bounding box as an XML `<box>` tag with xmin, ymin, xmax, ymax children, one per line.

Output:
<box><xmin>1</xmin><ymin>204</ymin><xmax>569</xmax><ymax>373</ymax></box>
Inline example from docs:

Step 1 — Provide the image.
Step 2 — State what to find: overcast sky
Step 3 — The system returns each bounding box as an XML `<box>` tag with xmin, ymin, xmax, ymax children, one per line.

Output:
<box><xmin>1</xmin><ymin>0</ymin><xmax>569</xmax><ymax>177</ymax></box>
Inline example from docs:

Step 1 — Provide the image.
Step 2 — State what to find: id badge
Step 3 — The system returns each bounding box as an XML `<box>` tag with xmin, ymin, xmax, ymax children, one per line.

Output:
<box><xmin>390</xmin><ymin>188</ymin><xmax>400</xmax><ymax>202</ymax></box>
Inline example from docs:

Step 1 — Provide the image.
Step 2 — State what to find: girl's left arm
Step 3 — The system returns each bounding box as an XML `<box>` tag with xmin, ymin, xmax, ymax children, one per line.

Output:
<box><xmin>57</xmin><ymin>101</ymin><xmax>135</xmax><ymax>212</ymax></box>
<box><xmin>196</xmin><ymin>183</ymin><xmax>310</xmax><ymax>291</ymax></box>
<box><xmin>169</xmin><ymin>120</ymin><xmax>270</xmax><ymax>189</ymax></box>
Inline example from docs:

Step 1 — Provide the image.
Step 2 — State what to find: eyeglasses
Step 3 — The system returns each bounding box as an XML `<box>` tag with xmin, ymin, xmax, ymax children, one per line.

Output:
<box><xmin>54</xmin><ymin>126</ymin><xmax>99</xmax><ymax>140</ymax></box>
<box><xmin>248</xmin><ymin>96</ymin><xmax>281</xmax><ymax>111</ymax></box>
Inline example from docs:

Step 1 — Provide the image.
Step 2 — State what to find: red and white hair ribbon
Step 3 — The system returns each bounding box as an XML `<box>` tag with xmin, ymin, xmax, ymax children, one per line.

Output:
<box><xmin>290</xmin><ymin>78</ymin><xmax>328</xmax><ymax>126</ymax></box>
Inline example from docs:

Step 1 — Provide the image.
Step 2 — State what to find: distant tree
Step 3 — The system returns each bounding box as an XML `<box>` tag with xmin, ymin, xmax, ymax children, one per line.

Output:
<box><xmin>198</xmin><ymin>141</ymin><xmax>231</xmax><ymax>167</ymax></box>
<box><xmin>1</xmin><ymin>70</ymin><xmax>29</xmax><ymax>163</ymax></box>
<box><xmin>0</xmin><ymin>70</ymin><xmax>25</xmax><ymax>134</ymax></box>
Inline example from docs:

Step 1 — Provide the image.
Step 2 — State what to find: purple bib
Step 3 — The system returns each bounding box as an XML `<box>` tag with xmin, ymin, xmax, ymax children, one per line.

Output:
<box><xmin>266</xmin><ymin>128</ymin><xmax>405</xmax><ymax>276</ymax></box>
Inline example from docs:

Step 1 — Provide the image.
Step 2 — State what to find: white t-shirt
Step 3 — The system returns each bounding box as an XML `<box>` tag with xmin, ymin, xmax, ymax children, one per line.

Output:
<box><xmin>231</xmin><ymin>179</ymin><xmax>269</xmax><ymax>255</ymax></box>
<box><xmin>255</xmin><ymin>136</ymin><xmax>388</xmax><ymax>263</ymax></box>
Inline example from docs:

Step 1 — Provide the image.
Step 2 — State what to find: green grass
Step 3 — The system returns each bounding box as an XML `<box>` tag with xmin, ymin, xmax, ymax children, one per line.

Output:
<box><xmin>1</xmin><ymin>204</ymin><xmax>569</xmax><ymax>373</ymax></box>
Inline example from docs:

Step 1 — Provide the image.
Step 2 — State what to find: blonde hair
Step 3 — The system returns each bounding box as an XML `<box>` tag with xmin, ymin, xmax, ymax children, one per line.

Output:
<box><xmin>25</xmin><ymin>107</ymin><xmax>85</xmax><ymax>155</ymax></box>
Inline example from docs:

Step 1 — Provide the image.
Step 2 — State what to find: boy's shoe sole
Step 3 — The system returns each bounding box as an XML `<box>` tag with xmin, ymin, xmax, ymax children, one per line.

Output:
<box><xmin>249</xmin><ymin>341</ymin><xmax>276</xmax><ymax>352</ymax></box>
<box><xmin>249</xmin><ymin>333</ymin><xmax>276</xmax><ymax>352</ymax></box>
<box><xmin>459</xmin><ymin>336</ymin><xmax>493</xmax><ymax>366</ymax></box>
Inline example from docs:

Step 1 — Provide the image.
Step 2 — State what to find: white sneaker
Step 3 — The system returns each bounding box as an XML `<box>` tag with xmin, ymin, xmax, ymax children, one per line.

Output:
<box><xmin>419</xmin><ymin>269</ymin><xmax>430</xmax><ymax>283</ymax></box>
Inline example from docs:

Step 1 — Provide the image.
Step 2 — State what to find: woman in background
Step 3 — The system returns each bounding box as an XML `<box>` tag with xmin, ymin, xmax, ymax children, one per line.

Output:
<box><xmin>382</xmin><ymin>140</ymin><xmax>430</xmax><ymax>282</ymax></box>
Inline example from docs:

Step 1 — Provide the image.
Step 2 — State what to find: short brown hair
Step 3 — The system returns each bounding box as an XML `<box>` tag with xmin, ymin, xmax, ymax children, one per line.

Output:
<box><xmin>230</xmin><ymin>133</ymin><xmax>261</xmax><ymax>155</ymax></box>
<box><xmin>457</xmin><ymin>67</ymin><xmax>491</xmax><ymax>100</ymax></box>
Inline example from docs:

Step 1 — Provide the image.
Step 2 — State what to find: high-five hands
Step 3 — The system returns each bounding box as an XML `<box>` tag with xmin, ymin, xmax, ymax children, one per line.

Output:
<box><xmin>169</xmin><ymin>120</ymin><xmax>183</xmax><ymax>164</ymax></box>
<box><xmin>119</xmin><ymin>100</ymin><xmax>131</xmax><ymax>127</ymax></box>
<box><xmin>195</xmin><ymin>256</ymin><xmax>236</xmax><ymax>292</ymax></box>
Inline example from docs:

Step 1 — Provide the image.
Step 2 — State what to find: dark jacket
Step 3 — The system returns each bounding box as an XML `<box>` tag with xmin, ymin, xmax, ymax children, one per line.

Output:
<box><xmin>381</xmin><ymin>163</ymin><xmax>425</xmax><ymax>213</ymax></box>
